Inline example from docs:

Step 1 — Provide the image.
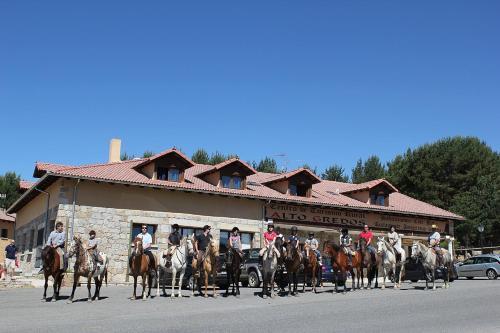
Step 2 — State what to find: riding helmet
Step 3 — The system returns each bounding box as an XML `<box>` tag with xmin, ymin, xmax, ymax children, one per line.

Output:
<box><xmin>89</xmin><ymin>230</ymin><xmax>96</xmax><ymax>236</ymax></box>
<box><xmin>203</xmin><ymin>225</ymin><xmax>211</xmax><ymax>231</ymax></box>
<box><xmin>232</xmin><ymin>227</ymin><xmax>239</xmax><ymax>232</ymax></box>
<box><xmin>291</xmin><ymin>226</ymin><xmax>298</xmax><ymax>232</ymax></box>
<box><xmin>172</xmin><ymin>224</ymin><xmax>180</xmax><ymax>230</ymax></box>
<box><xmin>341</xmin><ymin>228</ymin><xmax>348</xmax><ymax>234</ymax></box>
<box><xmin>308</xmin><ymin>231</ymin><xmax>314</xmax><ymax>236</ymax></box>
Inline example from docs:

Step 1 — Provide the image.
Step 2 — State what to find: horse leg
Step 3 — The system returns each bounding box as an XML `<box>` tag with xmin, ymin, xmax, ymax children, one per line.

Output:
<box><xmin>236</xmin><ymin>270</ymin><xmax>241</xmax><ymax>297</ymax></box>
<box><xmin>141</xmin><ymin>273</ymin><xmax>147</xmax><ymax>300</ymax></box>
<box><xmin>51</xmin><ymin>273</ymin><xmax>59</xmax><ymax>302</ymax></box>
<box><xmin>270</xmin><ymin>271</ymin><xmax>276</xmax><ymax>299</ymax></box>
<box><xmin>203</xmin><ymin>269</ymin><xmax>208</xmax><ymax>298</ymax></box>
<box><xmin>213</xmin><ymin>268</ymin><xmax>218</xmax><ymax>298</ymax></box>
<box><xmin>68</xmin><ymin>274</ymin><xmax>78</xmax><ymax>303</ymax></box>
<box><xmin>87</xmin><ymin>275</ymin><xmax>92</xmax><ymax>302</ymax></box>
<box><xmin>171</xmin><ymin>268</ymin><xmax>177</xmax><ymax>298</ymax></box>
<box><xmin>93</xmin><ymin>276</ymin><xmax>101</xmax><ymax>301</ymax></box>
<box><xmin>381</xmin><ymin>267</ymin><xmax>386</xmax><ymax>289</ymax></box>
<box><xmin>42</xmin><ymin>274</ymin><xmax>48</xmax><ymax>300</ymax></box>
<box><xmin>432</xmin><ymin>268</ymin><xmax>436</xmax><ymax>290</ymax></box>
<box><xmin>302</xmin><ymin>269</ymin><xmax>307</xmax><ymax>293</ymax></box>
<box><xmin>147</xmin><ymin>272</ymin><xmax>153</xmax><ymax>299</ymax></box>
<box><xmin>132</xmin><ymin>276</ymin><xmax>137</xmax><ymax>300</ymax></box>
<box><xmin>178</xmin><ymin>270</ymin><xmax>184</xmax><ymax>297</ymax></box>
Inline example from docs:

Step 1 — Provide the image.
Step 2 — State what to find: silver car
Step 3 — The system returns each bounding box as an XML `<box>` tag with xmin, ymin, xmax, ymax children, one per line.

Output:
<box><xmin>457</xmin><ymin>254</ymin><xmax>499</xmax><ymax>280</ymax></box>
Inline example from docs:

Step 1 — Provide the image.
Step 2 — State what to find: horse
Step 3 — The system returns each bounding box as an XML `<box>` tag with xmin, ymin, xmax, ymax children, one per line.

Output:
<box><xmin>358</xmin><ymin>238</ymin><xmax>379</xmax><ymax>289</ymax></box>
<box><xmin>284</xmin><ymin>238</ymin><xmax>302</xmax><ymax>296</ymax></box>
<box><xmin>225</xmin><ymin>246</ymin><xmax>243</xmax><ymax>297</ymax></box>
<box><xmin>130</xmin><ymin>237</ymin><xmax>154</xmax><ymax>300</ymax></box>
<box><xmin>261</xmin><ymin>240</ymin><xmax>279</xmax><ymax>299</ymax></box>
<box><xmin>160</xmin><ymin>235</ymin><xmax>194</xmax><ymax>298</ymax></box>
<box><xmin>67</xmin><ymin>235</ymin><xmax>109</xmax><ymax>303</ymax></box>
<box><xmin>376</xmin><ymin>237</ymin><xmax>405</xmax><ymax>289</ymax></box>
<box><xmin>303</xmin><ymin>243</ymin><xmax>320</xmax><ymax>293</ymax></box>
<box><xmin>274</xmin><ymin>236</ymin><xmax>287</xmax><ymax>293</ymax></box>
<box><xmin>41</xmin><ymin>246</ymin><xmax>65</xmax><ymax>302</ymax></box>
<box><xmin>411</xmin><ymin>241</ymin><xmax>453</xmax><ymax>290</ymax></box>
<box><xmin>324</xmin><ymin>241</ymin><xmax>362</xmax><ymax>293</ymax></box>
<box><xmin>193</xmin><ymin>238</ymin><xmax>219</xmax><ymax>298</ymax></box>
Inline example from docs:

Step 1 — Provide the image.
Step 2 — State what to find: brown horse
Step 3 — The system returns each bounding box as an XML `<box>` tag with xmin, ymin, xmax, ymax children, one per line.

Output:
<box><xmin>193</xmin><ymin>238</ymin><xmax>219</xmax><ymax>298</ymax></box>
<box><xmin>67</xmin><ymin>235</ymin><xmax>109</xmax><ymax>303</ymax></box>
<box><xmin>284</xmin><ymin>239</ymin><xmax>302</xmax><ymax>296</ymax></box>
<box><xmin>358</xmin><ymin>238</ymin><xmax>379</xmax><ymax>289</ymax></box>
<box><xmin>130</xmin><ymin>237</ymin><xmax>154</xmax><ymax>300</ymax></box>
<box><xmin>324</xmin><ymin>241</ymin><xmax>362</xmax><ymax>293</ymax></box>
<box><xmin>303</xmin><ymin>244</ymin><xmax>320</xmax><ymax>293</ymax></box>
<box><xmin>41</xmin><ymin>246</ymin><xmax>65</xmax><ymax>302</ymax></box>
<box><xmin>225</xmin><ymin>247</ymin><xmax>242</xmax><ymax>297</ymax></box>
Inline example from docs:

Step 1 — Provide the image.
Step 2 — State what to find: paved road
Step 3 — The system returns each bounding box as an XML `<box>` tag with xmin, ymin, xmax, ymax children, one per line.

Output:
<box><xmin>1</xmin><ymin>279</ymin><xmax>499</xmax><ymax>333</ymax></box>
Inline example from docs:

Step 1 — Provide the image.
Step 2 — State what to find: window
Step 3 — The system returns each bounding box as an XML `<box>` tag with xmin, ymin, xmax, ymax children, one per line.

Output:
<box><xmin>463</xmin><ymin>258</ymin><xmax>474</xmax><ymax>265</ymax></box>
<box><xmin>157</xmin><ymin>167</ymin><xmax>168</xmax><ymax>180</ymax></box>
<box><xmin>221</xmin><ymin>175</ymin><xmax>243</xmax><ymax>189</ymax></box>
<box><xmin>289</xmin><ymin>183</ymin><xmax>309</xmax><ymax>197</ymax></box>
<box><xmin>28</xmin><ymin>229</ymin><xmax>35</xmax><ymax>251</ymax></box>
<box><xmin>131</xmin><ymin>224</ymin><xmax>157</xmax><ymax>243</ymax></box>
<box><xmin>37</xmin><ymin>228</ymin><xmax>45</xmax><ymax>246</ymax></box>
<box><xmin>219</xmin><ymin>230</ymin><xmax>253</xmax><ymax>253</ymax></box>
<box><xmin>1</xmin><ymin>229</ymin><xmax>7</xmax><ymax>238</ymax></box>
<box><xmin>167</xmin><ymin>168</ymin><xmax>180</xmax><ymax>182</ymax></box>
<box><xmin>181</xmin><ymin>227</ymin><xmax>203</xmax><ymax>238</ymax></box>
<box><xmin>370</xmin><ymin>192</ymin><xmax>385</xmax><ymax>206</ymax></box>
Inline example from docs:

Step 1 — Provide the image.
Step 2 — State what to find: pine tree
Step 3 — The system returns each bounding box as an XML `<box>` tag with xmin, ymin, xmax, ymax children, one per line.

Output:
<box><xmin>0</xmin><ymin>172</ymin><xmax>21</xmax><ymax>210</ymax></box>
<box><xmin>191</xmin><ymin>149</ymin><xmax>210</xmax><ymax>164</ymax></box>
<box><xmin>322</xmin><ymin>165</ymin><xmax>349</xmax><ymax>182</ymax></box>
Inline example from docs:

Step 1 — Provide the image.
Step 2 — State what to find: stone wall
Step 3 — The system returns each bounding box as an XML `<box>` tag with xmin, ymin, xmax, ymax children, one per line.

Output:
<box><xmin>58</xmin><ymin>204</ymin><xmax>263</xmax><ymax>283</ymax></box>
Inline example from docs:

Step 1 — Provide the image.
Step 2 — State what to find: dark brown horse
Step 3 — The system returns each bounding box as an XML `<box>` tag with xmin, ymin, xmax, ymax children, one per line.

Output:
<box><xmin>303</xmin><ymin>243</ymin><xmax>320</xmax><ymax>293</ymax></box>
<box><xmin>358</xmin><ymin>238</ymin><xmax>379</xmax><ymax>289</ymax></box>
<box><xmin>284</xmin><ymin>239</ymin><xmax>301</xmax><ymax>296</ymax></box>
<box><xmin>67</xmin><ymin>235</ymin><xmax>109</xmax><ymax>303</ymax></box>
<box><xmin>225</xmin><ymin>247</ymin><xmax>242</xmax><ymax>297</ymax></box>
<box><xmin>324</xmin><ymin>241</ymin><xmax>362</xmax><ymax>293</ymax></box>
<box><xmin>41</xmin><ymin>246</ymin><xmax>65</xmax><ymax>302</ymax></box>
<box><xmin>130</xmin><ymin>237</ymin><xmax>154</xmax><ymax>300</ymax></box>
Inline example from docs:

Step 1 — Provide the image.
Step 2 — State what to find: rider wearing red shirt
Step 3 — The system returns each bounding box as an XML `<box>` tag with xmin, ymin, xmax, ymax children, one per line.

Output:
<box><xmin>358</xmin><ymin>224</ymin><xmax>376</xmax><ymax>254</ymax></box>
<box><xmin>260</xmin><ymin>223</ymin><xmax>278</xmax><ymax>257</ymax></box>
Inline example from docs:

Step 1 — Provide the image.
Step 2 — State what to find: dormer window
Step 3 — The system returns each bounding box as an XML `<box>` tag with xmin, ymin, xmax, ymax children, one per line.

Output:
<box><xmin>222</xmin><ymin>174</ymin><xmax>243</xmax><ymax>189</ymax></box>
<box><xmin>134</xmin><ymin>148</ymin><xmax>195</xmax><ymax>183</ymax></box>
<box><xmin>195</xmin><ymin>158</ymin><xmax>257</xmax><ymax>190</ymax></box>
<box><xmin>370</xmin><ymin>191</ymin><xmax>385</xmax><ymax>206</ymax></box>
<box><xmin>262</xmin><ymin>168</ymin><xmax>321</xmax><ymax>198</ymax></box>
<box><xmin>157</xmin><ymin>167</ymin><xmax>180</xmax><ymax>182</ymax></box>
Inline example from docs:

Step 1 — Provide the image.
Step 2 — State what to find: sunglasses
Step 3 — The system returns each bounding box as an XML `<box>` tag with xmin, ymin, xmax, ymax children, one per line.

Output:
<box><xmin>142</xmin><ymin>227</ymin><xmax>147</xmax><ymax>230</ymax></box>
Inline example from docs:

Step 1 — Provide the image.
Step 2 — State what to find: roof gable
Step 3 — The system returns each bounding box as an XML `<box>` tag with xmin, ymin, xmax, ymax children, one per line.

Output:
<box><xmin>134</xmin><ymin>148</ymin><xmax>195</xmax><ymax>170</ymax></box>
<box><xmin>195</xmin><ymin>158</ymin><xmax>257</xmax><ymax>178</ymax></box>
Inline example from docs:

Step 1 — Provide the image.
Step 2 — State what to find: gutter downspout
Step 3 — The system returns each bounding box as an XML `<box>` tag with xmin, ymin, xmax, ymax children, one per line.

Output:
<box><xmin>34</xmin><ymin>188</ymin><xmax>50</xmax><ymax>242</ymax></box>
<box><xmin>70</xmin><ymin>179</ymin><xmax>82</xmax><ymax>240</ymax></box>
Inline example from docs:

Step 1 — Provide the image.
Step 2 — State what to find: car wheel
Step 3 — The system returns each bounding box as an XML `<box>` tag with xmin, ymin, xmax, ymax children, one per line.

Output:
<box><xmin>466</xmin><ymin>276</ymin><xmax>474</xmax><ymax>280</ymax></box>
<box><xmin>248</xmin><ymin>270</ymin><xmax>260</xmax><ymax>288</ymax></box>
<box><xmin>486</xmin><ymin>269</ymin><xmax>498</xmax><ymax>280</ymax></box>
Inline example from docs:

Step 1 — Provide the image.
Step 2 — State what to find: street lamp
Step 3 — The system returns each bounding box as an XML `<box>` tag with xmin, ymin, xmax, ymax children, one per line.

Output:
<box><xmin>477</xmin><ymin>224</ymin><xmax>485</xmax><ymax>250</ymax></box>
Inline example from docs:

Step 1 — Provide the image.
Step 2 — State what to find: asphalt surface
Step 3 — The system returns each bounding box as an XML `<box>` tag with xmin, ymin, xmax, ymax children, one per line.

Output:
<box><xmin>1</xmin><ymin>279</ymin><xmax>499</xmax><ymax>333</ymax></box>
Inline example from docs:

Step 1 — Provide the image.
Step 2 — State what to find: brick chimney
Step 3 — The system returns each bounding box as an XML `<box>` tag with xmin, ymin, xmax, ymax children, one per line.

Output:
<box><xmin>108</xmin><ymin>138</ymin><xmax>121</xmax><ymax>163</ymax></box>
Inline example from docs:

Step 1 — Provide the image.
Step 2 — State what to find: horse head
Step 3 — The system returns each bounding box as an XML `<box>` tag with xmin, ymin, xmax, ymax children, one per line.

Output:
<box><xmin>67</xmin><ymin>235</ymin><xmax>82</xmax><ymax>258</ymax></box>
<box><xmin>208</xmin><ymin>238</ymin><xmax>219</xmax><ymax>256</ymax></box>
<box><xmin>133</xmin><ymin>237</ymin><xmax>144</xmax><ymax>256</ymax></box>
<box><xmin>41</xmin><ymin>246</ymin><xmax>55</xmax><ymax>269</ymax></box>
<box><xmin>411</xmin><ymin>241</ymin><xmax>421</xmax><ymax>259</ymax></box>
<box><xmin>286</xmin><ymin>239</ymin><xmax>298</xmax><ymax>260</ymax></box>
<box><xmin>376</xmin><ymin>237</ymin><xmax>386</xmax><ymax>255</ymax></box>
<box><xmin>359</xmin><ymin>237</ymin><xmax>367</xmax><ymax>251</ymax></box>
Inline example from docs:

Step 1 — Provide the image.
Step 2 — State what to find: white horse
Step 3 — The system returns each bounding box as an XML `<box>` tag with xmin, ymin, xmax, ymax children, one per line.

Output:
<box><xmin>411</xmin><ymin>241</ymin><xmax>453</xmax><ymax>290</ymax></box>
<box><xmin>376</xmin><ymin>237</ymin><xmax>406</xmax><ymax>289</ymax></box>
<box><xmin>160</xmin><ymin>235</ymin><xmax>194</xmax><ymax>298</ymax></box>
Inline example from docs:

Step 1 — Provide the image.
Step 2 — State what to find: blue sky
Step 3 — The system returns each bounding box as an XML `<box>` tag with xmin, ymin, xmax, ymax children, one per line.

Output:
<box><xmin>1</xmin><ymin>1</ymin><xmax>499</xmax><ymax>181</ymax></box>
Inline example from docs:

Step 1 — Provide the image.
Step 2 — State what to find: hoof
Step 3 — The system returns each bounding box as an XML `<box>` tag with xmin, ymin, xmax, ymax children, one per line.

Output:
<box><xmin>263</xmin><ymin>294</ymin><xmax>267</xmax><ymax>299</ymax></box>
<box><xmin>177</xmin><ymin>293</ymin><xmax>182</xmax><ymax>298</ymax></box>
<box><xmin>142</xmin><ymin>297</ymin><xmax>147</xmax><ymax>301</ymax></box>
<box><xmin>381</xmin><ymin>285</ymin><xmax>385</xmax><ymax>290</ymax></box>
<box><xmin>66</xmin><ymin>299</ymin><xmax>73</xmax><ymax>304</ymax></box>
<box><xmin>51</xmin><ymin>298</ymin><xmax>57</xmax><ymax>302</ymax></box>
<box><xmin>236</xmin><ymin>294</ymin><xmax>240</xmax><ymax>299</ymax></box>
<box><xmin>171</xmin><ymin>295</ymin><xmax>175</xmax><ymax>299</ymax></box>
<box><xmin>213</xmin><ymin>293</ymin><xmax>218</xmax><ymax>298</ymax></box>
<box><xmin>271</xmin><ymin>294</ymin><xmax>275</xmax><ymax>299</ymax></box>
<box><xmin>87</xmin><ymin>299</ymin><xmax>92</xmax><ymax>303</ymax></box>
<box><xmin>204</xmin><ymin>294</ymin><xmax>208</xmax><ymax>298</ymax></box>
<box><xmin>131</xmin><ymin>296</ymin><xmax>136</xmax><ymax>300</ymax></box>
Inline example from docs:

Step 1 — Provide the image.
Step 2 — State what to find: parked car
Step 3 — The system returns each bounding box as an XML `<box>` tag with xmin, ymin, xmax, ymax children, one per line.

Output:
<box><xmin>456</xmin><ymin>254</ymin><xmax>499</xmax><ymax>280</ymax></box>
<box><xmin>402</xmin><ymin>257</ymin><xmax>458</xmax><ymax>282</ymax></box>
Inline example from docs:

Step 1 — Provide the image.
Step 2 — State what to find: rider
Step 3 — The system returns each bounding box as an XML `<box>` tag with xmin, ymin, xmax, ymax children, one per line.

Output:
<box><xmin>428</xmin><ymin>224</ymin><xmax>443</xmax><ymax>266</ymax></box>
<box><xmin>259</xmin><ymin>222</ymin><xmax>278</xmax><ymax>260</ymax></box>
<box><xmin>339</xmin><ymin>228</ymin><xmax>354</xmax><ymax>265</ymax></box>
<box><xmin>135</xmin><ymin>224</ymin><xmax>156</xmax><ymax>275</ymax></box>
<box><xmin>45</xmin><ymin>222</ymin><xmax>67</xmax><ymax>271</ymax></box>
<box><xmin>387</xmin><ymin>225</ymin><xmax>403</xmax><ymax>262</ymax></box>
<box><xmin>275</xmin><ymin>226</ymin><xmax>286</xmax><ymax>253</ymax></box>
<box><xmin>304</xmin><ymin>231</ymin><xmax>322</xmax><ymax>266</ymax></box>
<box><xmin>87</xmin><ymin>230</ymin><xmax>99</xmax><ymax>274</ymax></box>
<box><xmin>358</xmin><ymin>224</ymin><xmax>376</xmax><ymax>260</ymax></box>
<box><xmin>165</xmin><ymin>224</ymin><xmax>182</xmax><ymax>266</ymax></box>
<box><xmin>193</xmin><ymin>225</ymin><xmax>213</xmax><ymax>274</ymax></box>
<box><xmin>227</xmin><ymin>227</ymin><xmax>244</xmax><ymax>262</ymax></box>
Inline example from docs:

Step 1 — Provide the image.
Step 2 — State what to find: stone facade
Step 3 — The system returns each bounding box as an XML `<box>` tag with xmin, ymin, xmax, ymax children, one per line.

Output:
<box><xmin>57</xmin><ymin>204</ymin><xmax>263</xmax><ymax>283</ymax></box>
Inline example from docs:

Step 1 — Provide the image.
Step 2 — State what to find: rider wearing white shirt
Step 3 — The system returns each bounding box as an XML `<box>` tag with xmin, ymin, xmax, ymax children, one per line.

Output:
<box><xmin>387</xmin><ymin>225</ymin><xmax>403</xmax><ymax>261</ymax></box>
<box><xmin>428</xmin><ymin>224</ymin><xmax>443</xmax><ymax>266</ymax></box>
<box><xmin>135</xmin><ymin>225</ymin><xmax>156</xmax><ymax>274</ymax></box>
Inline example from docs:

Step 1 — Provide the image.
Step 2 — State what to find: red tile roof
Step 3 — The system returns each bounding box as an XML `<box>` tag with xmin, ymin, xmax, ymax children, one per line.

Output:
<box><xmin>19</xmin><ymin>180</ymin><xmax>35</xmax><ymax>190</ymax></box>
<box><xmin>261</xmin><ymin>168</ymin><xmax>322</xmax><ymax>185</ymax></box>
<box><xmin>194</xmin><ymin>158</ymin><xmax>257</xmax><ymax>178</ymax></box>
<box><xmin>134</xmin><ymin>148</ymin><xmax>195</xmax><ymax>169</ymax></box>
<box><xmin>34</xmin><ymin>162</ymin><xmax>74</xmax><ymax>177</ymax></box>
<box><xmin>12</xmin><ymin>158</ymin><xmax>464</xmax><ymax>220</ymax></box>
<box><xmin>340</xmin><ymin>179</ymin><xmax>399</xmax><ymax>194</ymax></box>
<box><xmin>0</xmin><ymin>210</ymin><xmax>15</xmax><ymax>222</ymax></box>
